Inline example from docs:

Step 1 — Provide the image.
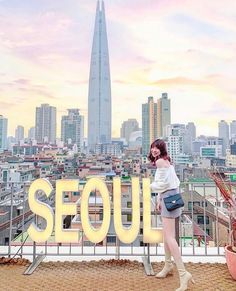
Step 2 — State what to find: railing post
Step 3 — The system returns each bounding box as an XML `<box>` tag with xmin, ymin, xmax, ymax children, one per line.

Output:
<box><xmin>147</xmin><ymin>243</ymin><xmax>150</xmax><ymax>264</ymax></box>
<box><xmin>215</xmin><ymin>186</ymin><xmax>220</xmax><ymax>254</ymax></box>
<box><xmin>8</xmin><ymin>183</ymin><xmax>14</xmax><ymax>258</ymax></box>
<box><xmin>203</xmin><ymin>183</ymin><xmax>207</xmax><ymax>255</ymax></box>
<box><xmin>33</xmin><ymin>214</ymin><xmax>37</xmax><ymax>261</ymax></box>
<box><xmin>116</xmin><ymin>237</ymin><xmax>120</xmax><ymax>259</ymax></box>
<box><xmin>21</xmin><ymin>183</ymin><xmax>26</xmax><ymax>257</ymax></box>
<box><xmin>190</xmin><ymin>183</ymin><xmax>195</xmax><ymax>255</ymax></box>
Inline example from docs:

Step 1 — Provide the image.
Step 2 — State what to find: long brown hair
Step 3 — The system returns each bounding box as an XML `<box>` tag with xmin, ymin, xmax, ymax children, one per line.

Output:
<box><xmin>147</xmin><ymin>139</ymin><xmax>171</xmax><ymax>165</ymax></box>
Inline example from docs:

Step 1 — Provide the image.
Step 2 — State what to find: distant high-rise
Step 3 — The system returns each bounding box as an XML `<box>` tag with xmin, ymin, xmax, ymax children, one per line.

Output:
<box><xmin>142</xmin><ymin>96</ymin><xmax>158</xmax><ymax>156</ymax></box>
<box><xmin>166</xmin><ymin>124</ymin><xmax>185</xmax><ymax>162</ymax></box>
<box><xmin>35</xmin><ymin>104</ymin><xmax>56</xmax><ymax>144</ymax></box>
<box><xmin>28</xmin><ymin>127</ymin><xmax>35</xmax><ymax>140</ymax></box>
<box><xmin>15</xmin><ymin>125</ymin><xmax>24</xmax><ymax>143</ymax></box>
<box><xmin>61</xmin><ymin>109</ymin><xmax>84</xmax><ymax>151</ymax></box>
<box><xmin>185</xmin><ymin>122</ymin><xmax>196</xmax><ymax>154</ymax></box>
<box><xmin>157</xmin><ymin>93</ymin><xmax>171</xmax><ymax>137</ymax></box>
<box><xmin>206</xmin><ymin>136</ymin><xmax>223</xmax><ymax>157</ymax></box>
<box><xmin>218</xmin><ymin>120</ymin><xmax>229</xmax><ymax>155</ymax></box>
<box><xmin>87</xmin><ymin>0</ymin><xmax>111</xmax><ymax>151</ymax></box>
<box><xmin>230</xmin><ymin>120</ymin><xmax>236</xmax><ymax>139</ymax></box>
<box><xmin>120</xmin><ymin>119</ymin><xmax>139</xmax><ymax>143</ymax></box>
<box><xmin>0</xmin><ymin>115</ymin><xmax>8</xmax><ymax>152</ymax></box>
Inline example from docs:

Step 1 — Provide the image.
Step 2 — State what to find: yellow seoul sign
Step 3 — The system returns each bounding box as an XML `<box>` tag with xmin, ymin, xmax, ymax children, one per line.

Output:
<box><xmin>27</xmin><ymin>177</ymin><xmax>163</xmax><ymax>244</ymax></box>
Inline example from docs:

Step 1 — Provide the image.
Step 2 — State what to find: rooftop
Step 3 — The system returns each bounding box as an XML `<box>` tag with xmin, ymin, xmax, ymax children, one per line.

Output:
<box><xmin>1</xmin><ymin>259</ymin><xmax>235</xmax><ymax>290</ymax></box>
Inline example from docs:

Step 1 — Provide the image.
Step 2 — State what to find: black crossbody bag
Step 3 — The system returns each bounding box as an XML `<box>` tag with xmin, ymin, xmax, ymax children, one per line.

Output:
<box><xmin>163</xmin><ymin>193</ymin><xmax>184</xmax><ymax>211</ymax></box>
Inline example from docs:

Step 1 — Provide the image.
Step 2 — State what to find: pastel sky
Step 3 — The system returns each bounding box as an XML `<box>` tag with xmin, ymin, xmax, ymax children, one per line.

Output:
<box><xmin>0</xmin><ymin>0</ymin><xmax>236</xmax><ymax>138</ymax></box>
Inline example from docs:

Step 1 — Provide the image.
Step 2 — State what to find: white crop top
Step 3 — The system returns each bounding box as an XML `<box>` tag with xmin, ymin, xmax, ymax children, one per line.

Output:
<box><xmin>150</xmin><ymin>165</ymin><xmax>180</xmax><ymax>194</ymax></box>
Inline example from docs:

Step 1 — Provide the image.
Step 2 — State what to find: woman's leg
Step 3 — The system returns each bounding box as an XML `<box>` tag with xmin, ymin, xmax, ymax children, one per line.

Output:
<box><xmin>156</xmin><ymin>234</ymin><xmax>173</xmax><ymax>278</ymax></box>
<box><xmin>162</xmin><ymin>217</ymin><xmax>183</xmax><ymax>268</ymax></box>
<box><xmin>162</xmin><ymin>217</ymin><xmax>195</xmax><ymax>291</ymax></box>
<box><xmin>164</xmin><ymin>237</ymin><xmax>172</xmax><ymax>261</ymax></box>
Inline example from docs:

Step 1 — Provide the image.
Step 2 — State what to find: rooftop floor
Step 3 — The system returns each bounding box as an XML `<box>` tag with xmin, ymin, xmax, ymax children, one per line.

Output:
<box><xmin>1</xmin><ymin>259</ymin><xmax>236</xmax><ymax>290</ymax></box>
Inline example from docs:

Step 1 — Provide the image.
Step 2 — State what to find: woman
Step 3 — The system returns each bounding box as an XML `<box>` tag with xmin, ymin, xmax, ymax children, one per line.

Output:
<box><xmin>148</xmin><ymin>139</ymin><xmax>195</xmax><ymax>291</ymax></box>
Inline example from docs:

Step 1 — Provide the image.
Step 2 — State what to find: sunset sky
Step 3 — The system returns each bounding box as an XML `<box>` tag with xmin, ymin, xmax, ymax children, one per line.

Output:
<box><xmin>0</xmin><ymin>0</ymin><xmax>236</xmax><ymax>138</ymax></box>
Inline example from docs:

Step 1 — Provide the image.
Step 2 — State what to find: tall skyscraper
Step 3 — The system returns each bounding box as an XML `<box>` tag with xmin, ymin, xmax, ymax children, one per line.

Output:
<box><xmin>87</xmin><ymin>0</ymin><xmax>111</xmax><ymax>151</ymax></box>
<box><xmin>35</xmin><ymin>104</ymin><xmax>56</xmax><ymax>144</ymax></box>
<box><xmin>157</xmin><ymin>93</ymin><xmax>171</xmax><ymax>137</ymax></box>
<box><xmin>218</xmin><ymin>120</ymin><xmax>229</xmax><ymax>155</ymax></box>
<box><xmin>61</xmin><ymin>109</ymin><xmax>84</xmax><ymax>151</ymax></box>
<box><xmin>15</xmin><ymin>125</ymin><xmax>24</xmax><ymax>143</ymax></box>
<box><xmin>0</xmin><ymin>115</ymin><xmax>8</xmax><ymax>152</ymax></box>
<box><xmin>142</xmin><ymin>96</ymin><xmax>158</xmax><ymax>156</ymax></box>
<box><xmin>120</xmin><ymin>119</ymin><xmax>139</xmax><ymax>143</ymax></box>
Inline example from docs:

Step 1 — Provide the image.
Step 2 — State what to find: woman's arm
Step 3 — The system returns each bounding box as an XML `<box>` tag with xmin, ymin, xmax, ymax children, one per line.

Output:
<box><xmin>150</xmin><ymin>168</ymin><xmax>170</xmax><ymax>192</ymax></box>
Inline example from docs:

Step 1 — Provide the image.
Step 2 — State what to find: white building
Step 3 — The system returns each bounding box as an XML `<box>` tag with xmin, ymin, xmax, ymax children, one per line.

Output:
<box><xmin>226</xmin><ymin>149</ymin><xmax>236</xmax><ymax>167</ymax></box>
<box><xmin>166</xmin><ymin>124</ymin><xmax>185</xmax><ymax>163</ymax></box>
<box><xmin>200</xmin><ymin>145</ymin><xmax>222</xmax><ymax>158</ymax></box>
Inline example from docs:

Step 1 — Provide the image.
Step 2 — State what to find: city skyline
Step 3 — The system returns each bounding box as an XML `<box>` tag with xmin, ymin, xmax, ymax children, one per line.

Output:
<box><xmin>0</xmin><ymin>0</ymin><xmax>235</xmax><ymax>137</ymax></box>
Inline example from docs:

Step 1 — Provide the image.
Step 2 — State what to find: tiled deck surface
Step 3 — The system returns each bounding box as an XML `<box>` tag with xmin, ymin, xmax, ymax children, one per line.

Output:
<box><xmin>1</xmin><ymin>259</ymin><xmax>236</xmax><ymax>290</ymax></box>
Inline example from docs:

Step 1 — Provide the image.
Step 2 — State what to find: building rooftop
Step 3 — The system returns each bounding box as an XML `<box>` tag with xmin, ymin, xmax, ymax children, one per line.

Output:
<box><xmin>0</xmin><ymin>259</ymin><xmax>235</xmax><ymax>290</ymax></box>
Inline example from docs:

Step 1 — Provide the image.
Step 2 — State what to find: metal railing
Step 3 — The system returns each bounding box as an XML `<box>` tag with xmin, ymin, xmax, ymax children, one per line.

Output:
<box><xmin>0</xmin><ymin>180</ymin><xmax>228</xmax><ymax>261</ymax></box>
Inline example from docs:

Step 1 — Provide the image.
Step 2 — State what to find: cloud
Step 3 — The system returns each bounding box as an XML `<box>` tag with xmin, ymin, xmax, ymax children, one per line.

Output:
<box><xmin>0</xmin><ymin>101</ymin><xmax>16</xmax><ymax>109</ymax></box>
<box><xmin>14</xmin><ymin>78</ymin><xmax>30</xmax><ymax>85</ymax></box>
<box><xmin>150</xmin><ymin>77</ymin><xmax>206</xmax><ymax>87</ymax></box>
<box><xmin>168</xmin><ymin>14</ymin><xmax>228</xmax><ymax>38</ymax></box>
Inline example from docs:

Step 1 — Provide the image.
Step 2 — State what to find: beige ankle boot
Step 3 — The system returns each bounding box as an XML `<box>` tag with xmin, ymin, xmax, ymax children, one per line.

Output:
<box><xmin>156</xmin><ymin>250</ymin><xmax>173</xmax><ymax>278</ymax></box>
<box><xmin>175</xmin><ymin>269</ymin><xmax>195</xmax><ymax>291</ymax></box>
<box><xmin>174</xmin><ymin>257</ymin><xmax>195</xmax><ymax>291</ymax></box>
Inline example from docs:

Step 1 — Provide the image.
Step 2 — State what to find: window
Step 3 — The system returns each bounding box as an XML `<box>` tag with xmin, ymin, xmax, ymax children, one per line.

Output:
<box><xmin>127</xmin><ymin>201</ymin><xmax>132</xmax><ymax>208</ymax></box>
<box><xmin>4</xmin><ymin>237</ymin><xmax>9</xmax><ymax>246</ymax></box>
<box><xmin>127</xmin><ymin>214</ymin><xmax>132</xmax><ymax>222</ymax></box>
<box><xmin>188</xmin><ymin>201</ymin><xmax>200</xmax><ymax>210</ymax></box>
<box><xmin>201</xmin><ymin>201</ymin><xmax>208</xmax><ymax>207</ymax></box>
<box><xmin>107</xmin><ymin>236</ymin><xmax>116</xmax><ymax>244</ymax></box>
<box><xmin>197</xmin><ymin>215</ymin><xmax>209</xmax><ymax>224</ymax></box>
<box><xmin>84</xmin><ymin>241</ymin><xmax>94</xmax><ymax>246</ymax></box>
